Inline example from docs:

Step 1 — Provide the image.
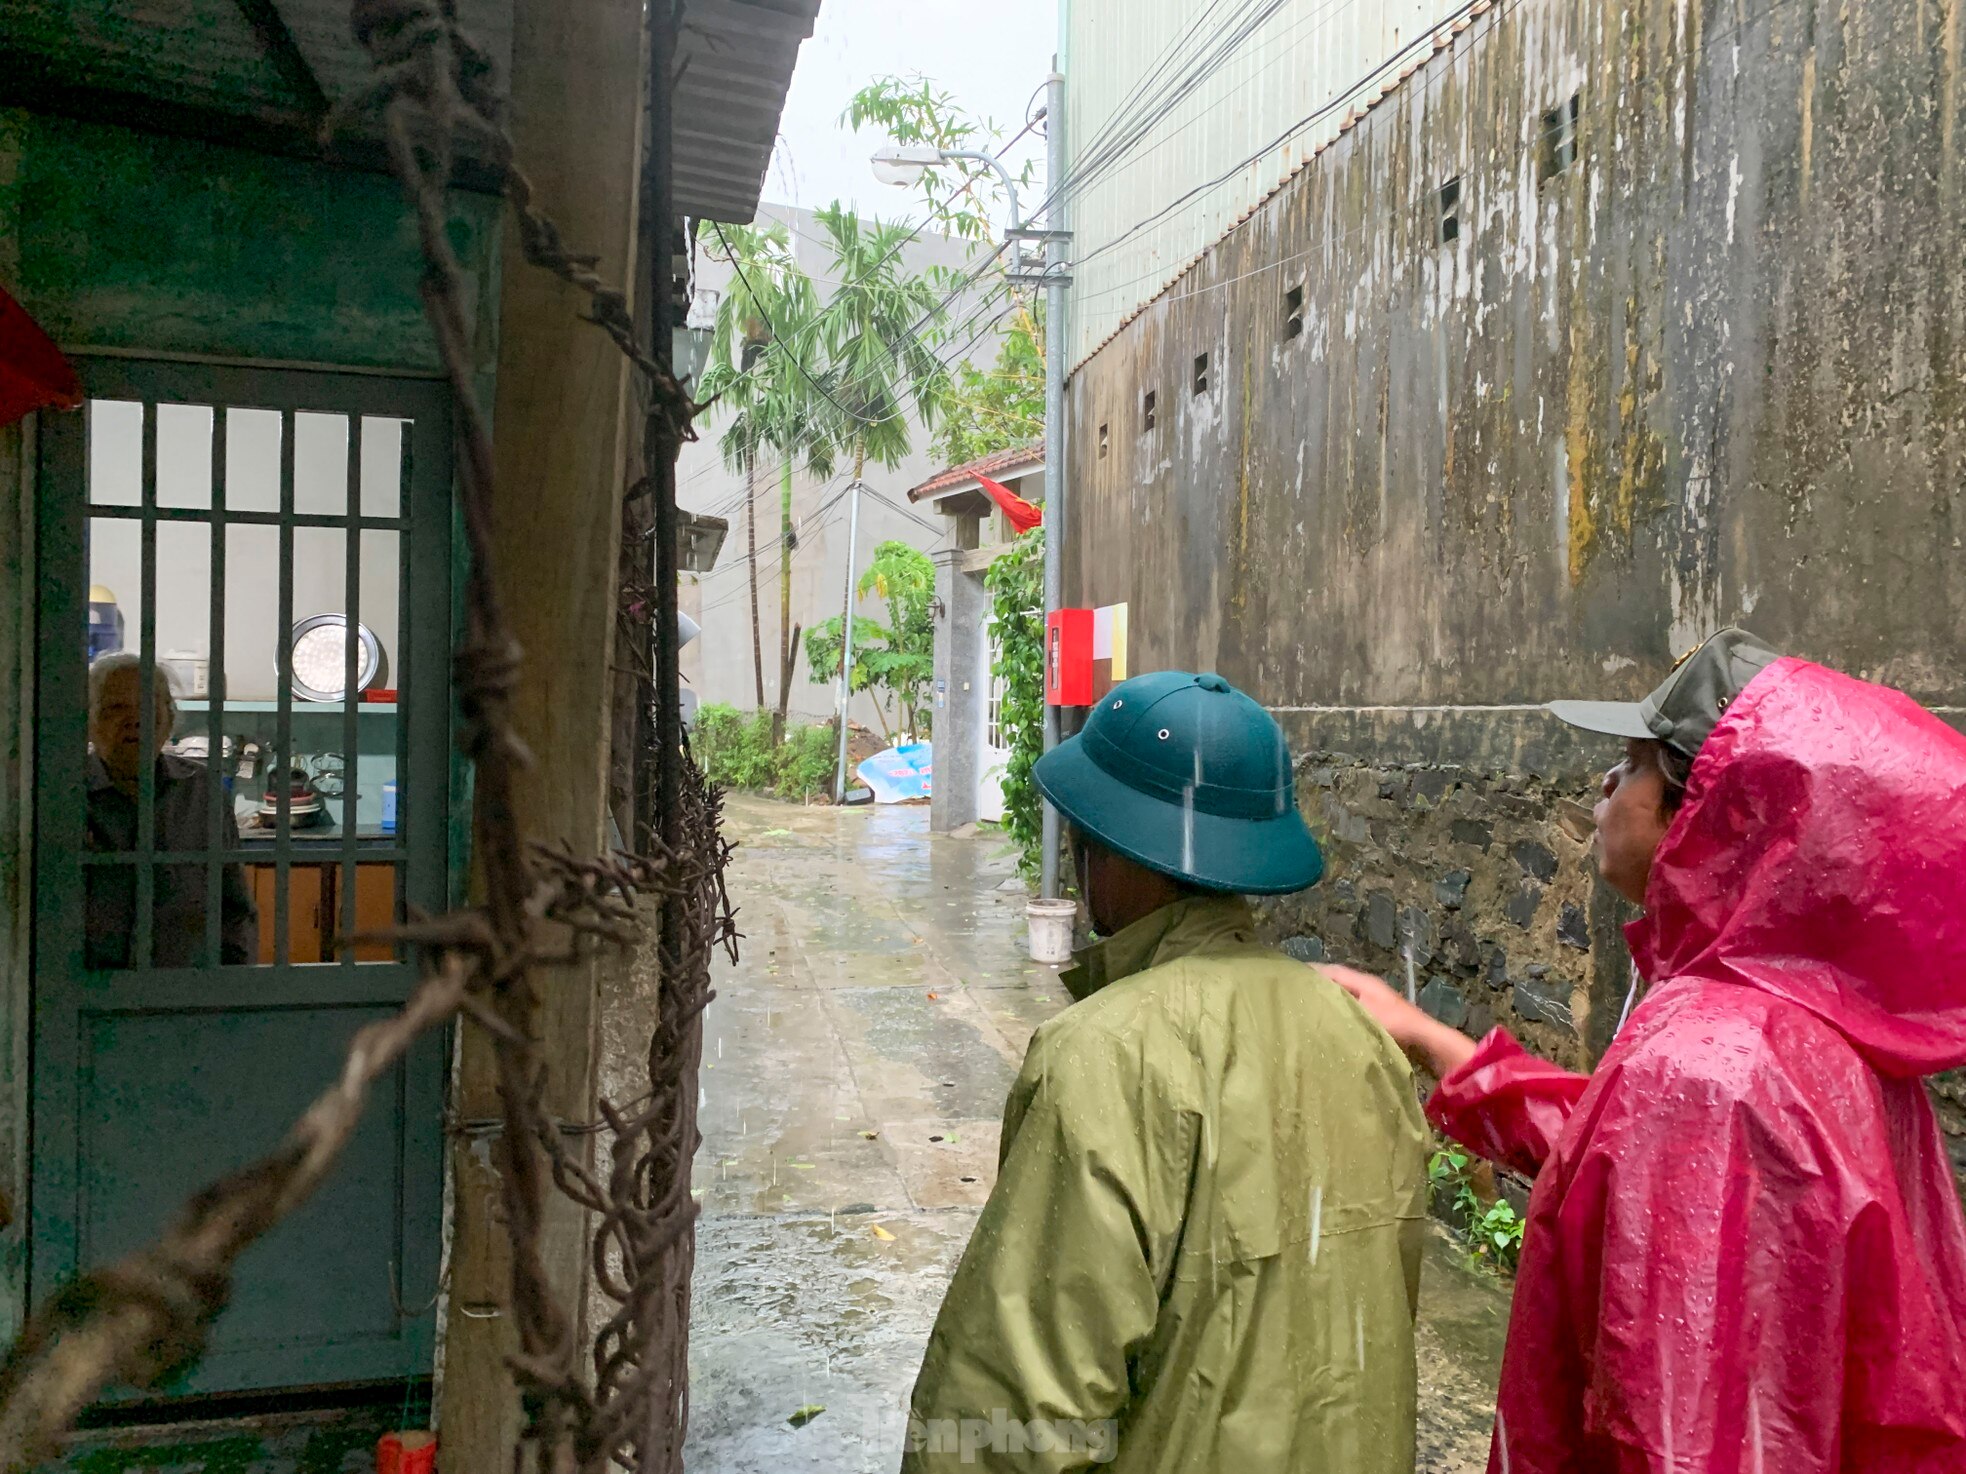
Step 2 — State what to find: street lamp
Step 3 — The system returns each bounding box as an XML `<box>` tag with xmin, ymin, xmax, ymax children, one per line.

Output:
<box><xmin>870</xmin><ymin>144</ymin><xmax>1024</xmax><ymax>232</ymax></box>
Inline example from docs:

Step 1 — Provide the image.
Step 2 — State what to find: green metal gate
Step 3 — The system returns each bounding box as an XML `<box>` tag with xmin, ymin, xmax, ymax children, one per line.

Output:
<box><xmin>32</xmin><ymin>358</ymin><xmax>452</xmax><ymax>1397</ymax></box>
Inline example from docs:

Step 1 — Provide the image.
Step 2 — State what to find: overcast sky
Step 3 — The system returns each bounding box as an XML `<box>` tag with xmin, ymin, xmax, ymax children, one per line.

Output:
<box><xmin>762</xmin><ymin>0</ymin><xmax>1059</xmax><ymax>230</ymax></box>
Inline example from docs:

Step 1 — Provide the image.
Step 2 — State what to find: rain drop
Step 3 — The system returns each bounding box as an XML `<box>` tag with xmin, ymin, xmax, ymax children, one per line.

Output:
<box><xmin>1308</xmin><ymin>1185</ymin><xmax>1324</xmax><ymax>1266</ymax></box>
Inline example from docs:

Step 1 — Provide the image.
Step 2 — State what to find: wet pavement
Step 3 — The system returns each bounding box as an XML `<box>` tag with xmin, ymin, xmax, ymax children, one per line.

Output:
<box><xmin>669</xmin><ymin>794</ymin><xmax>1510</xmax><ymax>1471</ymax></box>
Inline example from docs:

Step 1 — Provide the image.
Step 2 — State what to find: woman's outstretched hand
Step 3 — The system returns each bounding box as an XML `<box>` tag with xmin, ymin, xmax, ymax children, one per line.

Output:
<box><xmin>1321</xmin><ymin>963</ymin><xmax>1480</xmax><ymax>1081</ymax></box>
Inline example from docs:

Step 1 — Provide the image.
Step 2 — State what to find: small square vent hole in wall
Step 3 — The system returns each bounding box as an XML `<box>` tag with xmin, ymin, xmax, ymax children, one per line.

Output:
<box><xmin>1192</xmin><ymin>353</ymin><xmax>1209</xmax><ymax>395</ymax></box>
<box><xmin>1540</xmin><ymin>92</ymin><xmax>1580</xmax><ymax>182</ymax></box>
<box><xmin>1284</xmin><ymin>285</ymin><xmax>1304</xmax><ymax>340</ymax></box>
<box><xmin>1438</xmin><ymin>176</ymin><xmax>1462</xmax><ymax>243</ymax></box>
<box><xmin>1142</xmin><ymin>389</ymin><xmax>1157</xmax><ymax>432</ymax></box>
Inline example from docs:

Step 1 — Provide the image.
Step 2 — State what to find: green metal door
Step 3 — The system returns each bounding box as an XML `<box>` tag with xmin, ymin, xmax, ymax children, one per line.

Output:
<box><xmin>32</xmin><ymin>358</ymin><xmax>453</xmax><ymax>1397</ymax></box>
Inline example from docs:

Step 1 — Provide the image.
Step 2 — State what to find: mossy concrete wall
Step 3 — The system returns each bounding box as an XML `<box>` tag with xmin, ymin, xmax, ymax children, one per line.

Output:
<box><xmin>1063</xmin><ymin>0</ymin><xmax>1966</xmax><ymax>1154</ymax></box>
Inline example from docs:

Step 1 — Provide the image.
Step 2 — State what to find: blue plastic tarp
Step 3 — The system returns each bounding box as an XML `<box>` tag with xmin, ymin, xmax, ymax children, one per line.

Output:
<box><xmin>857</xmin><ymin>741</ymin><xmax>932</xmax><ymax>803</ymax></box>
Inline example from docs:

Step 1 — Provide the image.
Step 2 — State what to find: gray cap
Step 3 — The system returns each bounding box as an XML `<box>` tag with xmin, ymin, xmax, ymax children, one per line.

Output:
<box><xmin>1547</xmin><ymin>627</ymin><xmax>1782</xmax><ymax>758</ymax></box>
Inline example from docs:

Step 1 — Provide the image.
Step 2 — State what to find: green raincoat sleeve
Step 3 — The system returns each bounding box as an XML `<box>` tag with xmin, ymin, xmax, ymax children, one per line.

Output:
<box><xmin>903</xmin><ymin>1017</ymin><xmax>1196</xmax><ymax>1471</ymax></box>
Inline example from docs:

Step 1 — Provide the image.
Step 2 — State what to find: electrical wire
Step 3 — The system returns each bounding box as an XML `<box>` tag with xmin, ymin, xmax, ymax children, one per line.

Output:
<box><xmin>1071</xmin><ymin>0</ymin><xmax>1765</xmax><ymax>317</ymax></box>
<box><xmin>692</xmin><ymin>105</ymin><xmax>1043</xmax><ymax>421</ymax></box>
<box><xmin>1022</xmin><ymin>0</ymin><xmax>1296</xmax><ymax>225</ymax></box>
<box><xmin>1070</xmin><ymin>0</ymin><xmax>1496</xmax><ymax>274</ymax></box>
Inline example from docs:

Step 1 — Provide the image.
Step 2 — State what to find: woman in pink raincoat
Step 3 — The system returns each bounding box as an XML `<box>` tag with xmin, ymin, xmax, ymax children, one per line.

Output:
<box><xmin>1334</xmin><ymin>629</ymin><xmax>1966</xmax><ymax>1472</ymax></box>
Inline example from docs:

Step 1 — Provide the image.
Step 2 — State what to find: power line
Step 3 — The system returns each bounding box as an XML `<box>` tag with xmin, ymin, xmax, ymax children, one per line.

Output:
<box><xmin>691</xmin><ymin>109</ymin><xmax>1042</xmax><ymax>420</ymax></box>
<box><xmin>1022</xmin><ymin>0</ymin><xmax>1296</xmax><ymax>228</ymax></box>
<box><xmin>1071</xmin><ymin>0</ymin><xmax>1495</xmax><ymax>274</ymax></box>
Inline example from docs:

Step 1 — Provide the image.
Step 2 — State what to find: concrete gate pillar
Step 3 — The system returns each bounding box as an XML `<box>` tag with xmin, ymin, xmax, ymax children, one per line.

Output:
<box><xmin>930</xmin><ymin>549</ymin><xmax>987</xmax><ymax>833</ymax></box>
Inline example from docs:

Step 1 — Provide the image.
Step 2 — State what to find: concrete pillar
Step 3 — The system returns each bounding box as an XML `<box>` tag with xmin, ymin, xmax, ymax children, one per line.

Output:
<box><xmin>929</xmin><ymin>550</ymin><xmax>988</xmax><ymax>833</ymax></box>
<box><xmin>435</xmin><ymin>0</ymin><xmax>643</xmax><ymax>1464</ymax></box>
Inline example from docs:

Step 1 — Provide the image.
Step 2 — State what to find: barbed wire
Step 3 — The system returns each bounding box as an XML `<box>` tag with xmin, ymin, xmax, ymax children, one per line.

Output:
<box><xmin>0</xmin><ymin>4</ymin><xmax>733</xmax><ymax>1472</ymax></box>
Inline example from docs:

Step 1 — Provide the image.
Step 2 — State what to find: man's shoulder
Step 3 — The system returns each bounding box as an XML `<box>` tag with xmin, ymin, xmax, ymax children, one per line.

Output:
<box><xmin>1594</xmin><ymin>982</ymin><xmax>1884</xmax><ymax>1149</ymax></box>
<box><xmin>1024</xmin><ymin>962</ymin><xmax>1206</xmax><ymax>1089</ymax></box>
<box><xmin>1030</xmin><ymin>943</ymin><xmax>1326</xmax><ymax>1065</ymax></box>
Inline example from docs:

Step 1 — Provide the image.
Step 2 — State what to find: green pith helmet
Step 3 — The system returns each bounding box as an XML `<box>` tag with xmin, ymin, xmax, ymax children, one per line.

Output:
<box><xmin>1035</xmin><ymin>670</ymin><xmax>1324</xmax><ymax>895</ymax></box>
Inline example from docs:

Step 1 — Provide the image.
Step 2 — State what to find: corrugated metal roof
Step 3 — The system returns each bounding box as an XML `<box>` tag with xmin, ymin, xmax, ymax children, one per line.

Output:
<box><xmin>674</xmin><ymin>0</ymin><xmax>822</xmax><ymax>222</ymax></box>
<box><xmin>907</xmin><ymin>442</ymin><xmax>1045</xmax><ymax>502</ymax></box>
<box><xmin>0</xmin><ymin>0</ymin><xmax>816</xmax><ymax>218</ymax></box>
<box><xmin>1072</xmin><ymin>1</ymin><xmax>1500</xmax><ymax>372</ymax></box>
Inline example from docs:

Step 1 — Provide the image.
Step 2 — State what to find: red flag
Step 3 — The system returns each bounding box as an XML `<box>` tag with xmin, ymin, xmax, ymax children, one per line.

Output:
<box><xmin>975</xmin><ymin>473</ymin><xmax>1042</xmax><ymax>534</ymax></box>
<box><xmin>0</xmin><ymin>285</ymin><xmax>81</xmax><ymax>429</ymax></box>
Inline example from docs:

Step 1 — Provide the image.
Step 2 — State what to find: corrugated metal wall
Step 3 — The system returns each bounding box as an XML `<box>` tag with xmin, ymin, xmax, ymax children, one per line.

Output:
<box><xmin>1062</xmin><ymin>0</ymin><xmax>1468</xmax><ymax>368</ymax></box>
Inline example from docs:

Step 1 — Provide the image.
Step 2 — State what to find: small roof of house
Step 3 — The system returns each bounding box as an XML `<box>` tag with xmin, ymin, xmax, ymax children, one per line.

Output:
<box><xmin>907</xmin><ymin>442</ymin><xmax>1045</xmax><ymax>505</ymax></box>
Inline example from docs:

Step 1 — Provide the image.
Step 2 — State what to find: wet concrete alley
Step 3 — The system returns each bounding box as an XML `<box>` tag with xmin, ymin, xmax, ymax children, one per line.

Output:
<box><xmin>670</xmin><ymin>794</ymin><xmax>1511</xmax><ymax>1471</ymax></box>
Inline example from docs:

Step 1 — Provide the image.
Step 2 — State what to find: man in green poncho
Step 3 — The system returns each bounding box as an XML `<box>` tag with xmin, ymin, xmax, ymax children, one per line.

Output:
<box><xmin>903</xmin><ymin>670</ymin><xmax>1430</xmax><ymax>1473</ymax></box>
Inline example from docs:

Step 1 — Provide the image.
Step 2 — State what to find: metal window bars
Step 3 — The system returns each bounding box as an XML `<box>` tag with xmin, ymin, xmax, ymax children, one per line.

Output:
<box><xmin>80</xmin><ymin>386</ymin><xmax>424</xmax><ymax>974</ymax></box>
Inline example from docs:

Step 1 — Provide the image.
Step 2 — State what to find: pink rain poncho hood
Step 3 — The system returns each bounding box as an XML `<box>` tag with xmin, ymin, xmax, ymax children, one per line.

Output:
<box><xmin>1430</xmin><ymin>657</ymin><xmax>1966</xmax><ymax>1473</ymax></box>
<box><xmin>1630</xmin><ymin>656</ymin><xmax>1966</xmax><ymax>1077</ymax></box>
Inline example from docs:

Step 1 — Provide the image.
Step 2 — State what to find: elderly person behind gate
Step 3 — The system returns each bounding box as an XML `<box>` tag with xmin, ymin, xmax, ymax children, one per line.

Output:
<box><xmin>85</xmin><ymin>653</ymin><xmax>257</xmax><ymax>969</ymax></box>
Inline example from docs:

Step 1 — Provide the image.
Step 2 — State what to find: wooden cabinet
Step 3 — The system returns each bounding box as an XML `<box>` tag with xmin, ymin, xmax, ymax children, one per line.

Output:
<box><xmin>246</xmin><ymin>860</ymin><xmax>397</xmax><ymax>963</ymax></box>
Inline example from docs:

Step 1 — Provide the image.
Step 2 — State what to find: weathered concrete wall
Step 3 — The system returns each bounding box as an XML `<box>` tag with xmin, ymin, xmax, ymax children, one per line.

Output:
<box><xmin>1064</xmin><ymin>0</ymin><xmax>1966</xmax><ymax>1096</ymax></box>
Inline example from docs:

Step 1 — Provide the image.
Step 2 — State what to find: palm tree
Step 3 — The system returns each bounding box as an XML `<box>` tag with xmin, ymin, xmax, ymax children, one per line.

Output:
<box><xmin>808</xmin><ymin>203</ymin><xmax>951</xmax><ymax>781</ymax></box>
<box><xmin>698</xmin><ymin>223</ymin><xmax>836</xmax><ymax>741</ymax></box>
<box><xmin>811</xmin><ymin>203</ymin><xmax>951</xmax><ymax>481</ymax></box>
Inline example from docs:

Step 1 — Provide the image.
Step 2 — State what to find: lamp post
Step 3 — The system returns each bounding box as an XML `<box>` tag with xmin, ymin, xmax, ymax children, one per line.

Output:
<box><xmin>871</xmin><ymin>144</ymin><xmax>1025</xmax><ymax>233</ymax></box>
<box><xmin>1033</xmin><ymin>71</ymin><xmax>1068</xmax><ymax>902</ymax></box>
<box><xmin>831</xmin><ymin>476</ymin><xmax>864</xmax><ymax>803</ymax></box>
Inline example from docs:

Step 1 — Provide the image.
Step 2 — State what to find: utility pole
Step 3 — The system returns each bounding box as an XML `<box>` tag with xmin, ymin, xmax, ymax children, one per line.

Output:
<box><xmin>832</xmin><ymin>477</ymin><xmax>863</xmax><ymax>801</ymax></box>
<box><xmin>1037</xmin><ymin>66</ymin><xmax>1069</xmax><ymax>899</ymax></box>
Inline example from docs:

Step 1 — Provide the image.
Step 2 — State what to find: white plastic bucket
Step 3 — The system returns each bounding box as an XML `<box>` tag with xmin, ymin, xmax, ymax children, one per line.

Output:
<box><xmin>1026</xmin><ymin>898</ymin><xmax>1078</xmax><ymax>965</ymax></box>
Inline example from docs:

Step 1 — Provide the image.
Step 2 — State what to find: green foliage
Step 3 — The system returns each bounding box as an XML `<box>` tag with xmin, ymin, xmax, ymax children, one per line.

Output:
<box><xmin>1472</xmin><ymin>1197</ymin><xmax>1527</xmax><ymax>1269</ymax></box>
<box><xmin>1426</xmin><ymin>1147</ymin><xmax>1525</xmax><ymax>1273</ymax></box>
<box><xmin>805</xmin><ymin>541</ymin><xmax>938</xmax><ymax>740</ymax></box>
<box><xmin>935</xmin><ymin>306</ymin><xmax>1044</xmax><ymax>467</ymax></box>
<box><xmin>810</xmin><ymin>203</ymin><xmax>949</xmax><ymax>473</ymax></box>
<box><xmin>697</xmin><ymin>212</ymin><xmax>951</xmax><ymax>742</ymax></box>
<box><xmin>983</xmin><ymin>528</ymin><xmax>1046</xmax><ymax>885</ymax></box>
<box><xmin>842</xmin><ymin>76</ymin><xmax>1036</xmax><ymax>244</ymax></box>
<box><xmin>696</xmin><ymin>221</ymin><xmax>836</xmax><ymax>484</ymax></box>
<box><xmin>773</xmin><ymin>721</ymin><xmax>839</xmax><ymax>801</ymax></box>
<box><xmin>693</xmin><ymin>703</ymin><xmax>839</xmax><ymax>801</ymax></box>
<box><xmin>693</xmin><ymin>704</ymin><xmax>778</xmax><ymax>791</ymax></box>
<box><xmin>1426</xmin><ymin>1147</ymin><xmax>1472</xmax><ymax>1208</ymax></box>
<box><xmin>845</xmin><ymin>74</ymin><xmax>1047</xmax><ymax>467</ymax></box>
